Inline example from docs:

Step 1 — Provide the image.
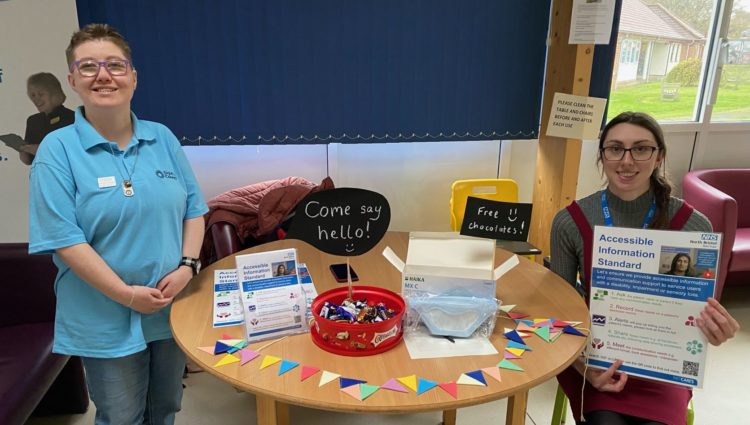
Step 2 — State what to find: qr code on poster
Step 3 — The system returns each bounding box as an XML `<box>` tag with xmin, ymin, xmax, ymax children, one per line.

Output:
<box><xmin>682</xmin><ymin>360</ymin><xmax>699</xmax><ymax>376</ymax></box>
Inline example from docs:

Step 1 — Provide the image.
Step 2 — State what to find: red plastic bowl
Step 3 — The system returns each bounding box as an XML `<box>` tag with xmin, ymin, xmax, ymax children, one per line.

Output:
<box><xmin>310</xmin><ymin>285</ymin><xmax>405</xmax><ymax>356</ymax></box>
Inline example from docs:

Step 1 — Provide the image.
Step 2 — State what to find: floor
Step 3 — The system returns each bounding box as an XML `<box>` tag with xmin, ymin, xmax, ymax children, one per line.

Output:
<box><xmin>27</xmin><ymin>286</ymin><xmax>749</xmax><ymax>425</ymax></box>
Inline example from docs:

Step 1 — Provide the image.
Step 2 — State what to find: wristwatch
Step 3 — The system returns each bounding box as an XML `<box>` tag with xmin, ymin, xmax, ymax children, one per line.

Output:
<box><xmin>179</xmin><ymin>256</ymin><xmax>201</xmax><ymax>276</ymax></box>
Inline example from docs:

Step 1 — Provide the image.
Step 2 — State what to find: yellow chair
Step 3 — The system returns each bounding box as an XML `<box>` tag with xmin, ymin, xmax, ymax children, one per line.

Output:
<box><xmin>449</xmin><ymin>179</ymin><xmax>519</xmax><ymax>231</ymax></box>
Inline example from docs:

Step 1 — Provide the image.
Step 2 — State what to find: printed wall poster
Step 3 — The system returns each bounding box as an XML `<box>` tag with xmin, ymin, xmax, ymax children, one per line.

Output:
<box><xmin>589</xmin><ymin>226</ymin><xmax>721</xmax><ymax>388</ymax></box>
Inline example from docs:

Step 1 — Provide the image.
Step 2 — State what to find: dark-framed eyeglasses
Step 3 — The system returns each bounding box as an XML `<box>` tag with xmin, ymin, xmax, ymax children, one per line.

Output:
<box><xmin>71</xmin><ymin>58</ymin><xmax>131</xmax><ymax>77</ymax></box>
<box><xmin>601</xmin><ymin>146</ymin><xmax>660</xmax><ymax>161</ymax></box>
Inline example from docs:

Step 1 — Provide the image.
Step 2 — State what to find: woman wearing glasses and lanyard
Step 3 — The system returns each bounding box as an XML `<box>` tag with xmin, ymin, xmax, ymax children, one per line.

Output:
<box><xmin>550</xmin><ymin>112</ymin><xmax>739</xmax><ymax>425</ymax></box>
<box><xmin>28</xmin><ymin>24</ymin><xmax>207</xmax><ymax>425</ymax></box>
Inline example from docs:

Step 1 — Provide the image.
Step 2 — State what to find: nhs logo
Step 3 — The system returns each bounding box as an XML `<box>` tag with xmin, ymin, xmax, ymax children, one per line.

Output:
<box><xmin>700</xmin><ymin>234</ymin><xmax>718</xmax><ymax>241</ymax></box>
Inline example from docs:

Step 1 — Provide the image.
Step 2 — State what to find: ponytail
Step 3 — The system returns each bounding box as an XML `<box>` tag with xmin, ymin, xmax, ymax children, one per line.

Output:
<box><xmin>649</xmin><ymin>172</ymin><xmax>672</xmax><ymax>229</ymax></box>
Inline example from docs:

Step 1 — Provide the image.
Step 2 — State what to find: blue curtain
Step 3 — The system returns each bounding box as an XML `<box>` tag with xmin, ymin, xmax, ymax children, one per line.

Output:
<box><xmin>76</xmin><ymin>0</ymin><xmax>552</xmax><ymax>145</ymax></box>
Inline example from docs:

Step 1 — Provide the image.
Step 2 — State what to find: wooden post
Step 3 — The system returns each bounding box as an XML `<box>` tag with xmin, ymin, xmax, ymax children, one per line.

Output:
<box><xmin>528</xmin><ymin>0</ymin><xmax>595</xmax><ymax>259</ymax></box>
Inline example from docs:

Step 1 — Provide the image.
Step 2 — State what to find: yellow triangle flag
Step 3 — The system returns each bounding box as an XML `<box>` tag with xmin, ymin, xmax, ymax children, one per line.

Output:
<box><xmin>397</xmin><ymin>375</ymin><xmax>418</xmax><ymax>392</ymax></box>
<box><xmin>213</xmin><ymin>354</ymin><xmax>239</xmax><ymax>367</ymax></box>
<box><xmin>506</xmin><ymin>347</ymin><xmax>526</xmax><ymax>357</ymax></box>
<box><xmin>260</xmin><ymin>355</ymin><xmax>282</xmax><ymax>370</ymax></box>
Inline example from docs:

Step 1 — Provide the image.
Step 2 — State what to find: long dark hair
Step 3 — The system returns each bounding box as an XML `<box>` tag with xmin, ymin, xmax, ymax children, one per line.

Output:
<box><xmin>668</xmin><ymin>253</ymin><xmax>695</xmax><ymax>276</ymax></box>
<box><xmin>598</xmin><ymin>112</ymin><xmax>671</xmax><ymax>229</ymax></box>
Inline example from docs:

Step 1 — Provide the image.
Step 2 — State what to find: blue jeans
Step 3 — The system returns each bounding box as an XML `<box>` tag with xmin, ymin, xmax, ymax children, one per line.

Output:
<box><xmin>82</xmin><ymin>338</ymin><xmax>185</xmax><ymax>425</ymax></box>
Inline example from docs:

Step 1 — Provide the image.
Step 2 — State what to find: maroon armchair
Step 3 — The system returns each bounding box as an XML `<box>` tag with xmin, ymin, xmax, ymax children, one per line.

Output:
<box><xmin>683</xmin><ymin>169</ymin><xmax>750</xmax><ymax>299</ymax></box>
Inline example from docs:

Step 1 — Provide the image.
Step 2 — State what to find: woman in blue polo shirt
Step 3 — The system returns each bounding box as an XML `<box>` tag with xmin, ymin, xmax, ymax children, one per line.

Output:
<box><xmin>28</xmin><ymin>24</ymin><xmax>208</xmax><ymax>425</ymax></box>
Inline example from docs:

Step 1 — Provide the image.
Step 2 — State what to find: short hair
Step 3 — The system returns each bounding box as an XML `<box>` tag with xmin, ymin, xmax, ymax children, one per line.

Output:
<box><xmin>27</xmin><ymin>72</ymin><xmax>66</xmax><ymax>104</ymax></box>
<box><xmin>65</xmin><ymin>23</ymin><xmax>133</xmax><ymax>68</ymax></box>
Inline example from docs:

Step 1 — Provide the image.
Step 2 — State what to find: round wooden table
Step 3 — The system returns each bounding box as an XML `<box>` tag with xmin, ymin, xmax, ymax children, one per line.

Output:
<box><xmin>171</xmin><ymin>232</ymin><xmax>588</xmax><ymax>425</ymax></box>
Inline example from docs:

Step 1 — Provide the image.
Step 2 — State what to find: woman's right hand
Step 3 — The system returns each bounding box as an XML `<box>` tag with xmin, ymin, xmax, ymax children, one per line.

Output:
<box><xmin>128</xmin><ymin>285</ymin><xmax>173</xmax><ymax>314</ymax></box>
<box><xmin>580</xmin><ymin>358</ymin><xmax>628</xmax><ymax>392</ymax></box>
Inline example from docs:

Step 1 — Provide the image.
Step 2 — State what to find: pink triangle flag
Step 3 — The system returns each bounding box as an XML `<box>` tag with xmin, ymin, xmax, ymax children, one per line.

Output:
<box><xmin>438</xmin><ymin>381</ymin><xmax>458</xmax><ymax>399</ymax></box>
<box><xmin>381</xmin><ymin>378</ymin><xmax>408</xmax><ymax>392</ymax></box>
<box><xmin>239</xmin><ymin>348</ymin><xmax>260</xmax><ymax>365</ymax></box>
<box><xmin>482</xmin><ymin>367</ymin><xmax>502</xmax><ymax>382</ymax></box>
<box><xmin>221</xmin><ymin>333</ymin><xmax>236</xmax><ymax>340</ymax></box>
<box><xmin>300</xmin><ymin>366</ymin><xmax>321</xmax><ymax>381</ymax></box>
<box><xmin>341</xmin><ymin>385</ymin><xmax>361</xmax><ymax>400</ymax></box>
<box><xmin>197</xmin><ymin>346</ymin><xmax>215</xmax><ymax>355</ymax></box>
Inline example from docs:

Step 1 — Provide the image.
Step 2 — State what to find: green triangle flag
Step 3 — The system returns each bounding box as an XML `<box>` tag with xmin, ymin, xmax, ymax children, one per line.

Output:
<box><xmin>497</xmin><ymin>359</ymin><xmax>524</xmax><ymax>372</ymax></box>
<box><xmin>535</xmin><ymin>325</ymin><xmax>551</xmax><ymax>342</ymax></box>
<box><xmin>359</xmin><ymin>384</ymin><xmax>380</xmax><ymax>400</ymax></box>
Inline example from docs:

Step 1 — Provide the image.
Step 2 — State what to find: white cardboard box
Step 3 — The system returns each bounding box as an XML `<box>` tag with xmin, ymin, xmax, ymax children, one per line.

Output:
<box><xmin>383</xmin><ymin>232</ymin><xmax>518</xmax><ymax>298</ymax></box>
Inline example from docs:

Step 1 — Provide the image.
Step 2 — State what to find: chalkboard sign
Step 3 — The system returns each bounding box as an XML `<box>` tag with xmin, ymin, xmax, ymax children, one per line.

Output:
<box><xmin>286</xmin><ymin>188</ymin><xmax>390</xmax><ymax>256</ymax></box>
<box><xmin>459</xmin><ymin>197</ymin><xmax>532</xmax><ymax>242</ymax></box>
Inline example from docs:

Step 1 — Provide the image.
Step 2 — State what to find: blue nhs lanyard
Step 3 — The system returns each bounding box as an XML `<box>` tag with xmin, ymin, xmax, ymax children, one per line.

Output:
<box><xmin>600</xmin><ymin>191</ymin><xmax>656</xmax><ymax>228</ymax></box>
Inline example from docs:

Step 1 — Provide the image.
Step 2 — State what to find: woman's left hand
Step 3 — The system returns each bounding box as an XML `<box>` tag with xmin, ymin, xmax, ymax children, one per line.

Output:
<box><xmin>696</xmin><ymin>297</ymin><xmax>740</xmax><ymax>346</ymax></box>
<box><xmin>156</xmin><ymin>266</ymin><xmax>194</xmax><ymax>300</ymax></box>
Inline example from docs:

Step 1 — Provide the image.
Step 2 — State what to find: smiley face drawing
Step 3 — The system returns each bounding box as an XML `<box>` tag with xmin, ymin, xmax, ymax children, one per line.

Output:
<box><xmin>345</xmin><ymin>242</ymin><xmax>356</xmax><ymax>253</ymax></box>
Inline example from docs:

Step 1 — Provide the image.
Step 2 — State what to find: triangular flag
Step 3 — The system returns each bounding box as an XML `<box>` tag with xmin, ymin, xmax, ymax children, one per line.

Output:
<box><xmin>518</xmin><ymin>331</ymin><xmax>532</xmax><ymax>338</ymax></box>
<box><xmin>506</xmin><ymin>347</ymin><xmax>525</xmax><ymax>357</ymax></box>
<box><xmin>533</xmin><ymin>320</ymin><xmax>553</xmax><ymax>329</ymax></box>
<box><xmin>499</xmin><ymin>304</ymin><xmax>516</xmax><ymax>313</ymax></box>
<box><xmin>504</xmin><ymin>350</ymin><xmax>522</xmax><ymax>359</ymax></box>
<box><xmin>397</xmin><ymin>375</ymin><xmax>418</xmax><ymax>392</ymax></box>
<box><xmin>197</xmin><ymin>346</ymin><xmax>215</xmax><ymax>355</ymax></box>
<box><xmin>465</xmin><ymin>370</ymin><xmax>487</xmax><ymax>386</ymax></box>
<box><xmin>260</xmin><ymin>355</ymin><xmax>282</xmax><ymax>370</ymax></box>
<box><xmin>503</xmin><ymin>327</ymin><xmax>515</xmax><ymax>334</ymax></box>
<box><xmin>213</xmin><ymin>354</ymin><xmax>239</xmax><ymax>367</ymax></box>
<box><xmin>381</xmin><ymin>378</ymin><xmax>408</xmax><ymax>392</ymax></box>
<box><xmin>497</xmin><ymin>359</ymin><xmax>524</xmax><ymax>371</ymax></box>
<box><xmin>221</xmin><ymin>333</ymin><xmax>236</xmax><ymax>339</ymax></box>
<box><xmin>553</xmin><ymin>319</ymin><xmax>571</xmax><ymax>328</ymax></box>
<box><xmin>278</xmin><ymin>360</ymin><xmax>299</xmax><ymax>375</ymax></box>
<box><xmin>416</xmin><ymin>378</ymin><xmax>438</xmax><ymax>395</ymax></box>
<box><xmin>567</xmin><ymin>321</ymin><xmax>583</xmax><ymax>327</ymax></box>
<box><xmin>533</xmin><ymin>318</ymin><xmax>550</xmax><ymax>324</ymax></box>
<box><xmin>551</xmin><ymin>331</ymin><xmax>563</xmax><ymax>342</ymax></box>
<box><xmin>535</xmin><ymin>326</ymin><xmax>551</xmax><ymax>342</ymax></box>
<box><xmin>359</xmin><ymin>384</ymin><xmax>380</xmax><ymax>400</ymax></box>
<box><xmin>516</xmin><ymin>323</ymin><xmax>536</xmax><ymax>332</ymax></box>
<box><xmin>481</xmin><ymin>367</ymin><xmax>502</xmax><ymax>383</ymax></box>
<box><xmin>507</xmin><ymin>341</ymin><xmax>532</xmax><ymax>351</ymax></box>
<box><xmin>319</xmin><ymin>371</ymin><xmax>340</xmax><ymax>387</ymax></box>
<box><xmin>438</xmin><ymin>381</ymin><xmax>458</xmax><ymax>399</ymax></box>
<box><xmin>341</xmin><ymin>385</ymin><xmax>361</xmax><ymax>400</ymax></box>
<box><xmin>563</xmin><ymin>325</ymin><xmax>586</xmax><ymax>337</ymax></box>
<box><xmin>300</xmin><ymin>366</ymin><xmax>320</xmax><ymax>381</ymax></box>
<box><xmin>340</xmin><ymin>377</ymin><xmax>367</xmax><ymax>389</ymax></box>
<box><xmin>218</xmin><ymin>339</ymin><xmax>244</xmax><ymax>346</ymax></box>
<box><xmin>515</xmin><ymin>319</ymin><xmax>534</xmax><ymax>326</ymax></box>
<box><xmin>504</xmin><ymin>330</ymin><xmax>525</xmax><ymax>344</ymax></box>
<box><xmin>227</xmin><ymin>339</ymin><xmax>248</xmax><ymax>354</ymax></box>
<box><xmin>507</xmin><ymin>312</ymin><xmax>529</xmax><ymax>320</ymax></box>
<box><xmin>213</xmin><ymin>341</ymin><xmax>232</xmax><ymax>355</ymax></box>
<box><xmin>239</xmin><ymin>349</ymin><xmax>260</xmax><ymax>365</ymax></box>
<box><xmin>457</xmin><ymin>374</ymin><xmax>485</xmax><ymax>386</ymax></box>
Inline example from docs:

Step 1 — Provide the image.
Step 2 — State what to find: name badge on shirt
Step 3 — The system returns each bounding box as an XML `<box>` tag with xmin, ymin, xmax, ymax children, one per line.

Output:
<box><xmin>50</xmin><ymin>116</ymin><xmax>61</xmax><ymax>125</ymax></box>
<box><xmin>98</xmin><ymin>176</ymin><xmax>116</xmax><ymax>188</ymax></box>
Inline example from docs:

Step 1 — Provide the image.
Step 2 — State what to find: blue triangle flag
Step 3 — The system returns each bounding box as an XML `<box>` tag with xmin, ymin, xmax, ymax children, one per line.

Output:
<box><xmin>465</xmin><ymin>370</ymin><xmax>487</xmax><ymax>386</ymax></box>
<box><xmin>339</xmin><ymin>377</ymin><xmax>367</xmax><ymax>389</ymax></box>
<box><xmin>278</xmin><ymin>360</ymin><xmax>299</xmax><ymax>375</ymax></box>
<box><xmin>213</xmin><ymin>341</ymin><xmax>232</xmax><ymax>354</ymax></box>
<box><xmin>506</xmin><ymin>340</ymin><xmax>532</xmax><ymax>351</ymax></box>
<box><xmin>504</xmin><ymin>330</ymin><xmax>525</xmax><ymax>344</ymax></box>
<box><xmin>563</xmin><ymin>325</ymin><xmax>586</xmax><ymax>337</ymax></box>
<box><xmin>416</xmin><ymin>378</ymin><xmax>438</xmax><ymax>395</ymax></box>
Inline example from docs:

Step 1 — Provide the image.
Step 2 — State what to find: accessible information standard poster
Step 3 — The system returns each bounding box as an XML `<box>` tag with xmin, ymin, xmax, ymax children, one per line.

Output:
<box><xmin>589</xmin><ymin>226</ymin><xmax>721</xmax><ymax>388</ymax></box>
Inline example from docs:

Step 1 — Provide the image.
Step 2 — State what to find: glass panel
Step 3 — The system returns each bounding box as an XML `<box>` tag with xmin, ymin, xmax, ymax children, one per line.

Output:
<box><xmin>608</xmin><ymin>0</ymin><xmax>715</xmax><ymax>122</ymax></box>
<box><xmin>712</xmin><ymin>0</ymin><xmax>750</xmax><ymax>121</ymax></box>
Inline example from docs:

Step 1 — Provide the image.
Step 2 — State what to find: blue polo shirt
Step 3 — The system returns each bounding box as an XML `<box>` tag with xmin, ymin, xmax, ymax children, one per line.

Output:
<box><xmin>29</xmin><ymin>107</ymin><xmax>208</xmax><ymax>358</ymax></box>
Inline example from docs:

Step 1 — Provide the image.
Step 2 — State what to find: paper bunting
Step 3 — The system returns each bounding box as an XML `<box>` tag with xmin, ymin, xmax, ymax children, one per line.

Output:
<box><xmin>457</xmin><ymin>373</ymin><xmax>485</xmax><ymax>386</ymax></box>
<box><xmin>504</xmin><ymin>350</ymin><xmax>522</xmax><ymax>359</ymax></box>
<box><xmin>300</xmin><ymin>366</ymin><xmax>320</xmax><ymax>381</ymax></box>
<box><xmin>506</xmin><ymin>341</ymin><xmax>532</xmax><ymax>351</ymax></box>
<box><xmin>515</xmin><ymin>319</ymin><xmax>534</xmax><ymax>326</ymax></box>
<box><xmin>438</xmin><ymin>381</ymin><xmax>458</xmax><ymax>399</ymax></box>
<box><xmin>381</xmin><ymin>378</ymin><xmax>408</xmax><ymax>392</ymax></box>
<box><xmin>567</xmin><ymin>321</ymin><xmax>583</xmax><ymax>327</ymax></box>
<box><xmin>340</xmin><ymin>377</ymin><xmax>367</xmax><ymax>389</ymax></box>
<box><xmin>481</xmin><ymin>367</ymin><xmax>502</xmax><ymax>382</ymax></box>
<box><xmin>341</xmin><ymin>385</ymin><xmax>361</xmax><ymax>400</ymax></box>
<box><xmin>319</xmin><ymin>371</ymin><xmax>340</xmax><ymax>387</ymax></box>
<box><xmin>197</xmin><ymin>346</ymin><xmax>215</xmax><ymax>355</ymax></box>
<box><xmin>552</xmin><ymin>320</ymin><xmax>570</xmax><ymax>328</ymax></box>
<box><xmin>213</xmin><ymin>341</ymin><xmax>232</xmax><ymax>355</ymax></box>
<box><xmin>359</xmin><ymin>384</ymin><xmax>379</xmax><ymax>400</ymax></box>
<box><xmin>503</xmin><ymin>330</ymin><xmax>525</xmax><ymax>344</ymax></box>
<box><xmin>506</xmin><ymin>347</ymin><xmax>525</xmax><ymax>357</ymax></box>
<box><xmin>416</xmin><ymin>378</ymin><xmax>438</xmax><ymax>395</ymax></box>
<box><xmin>239</xmin><ymin>349</ymin><xmax>260</xmax><ymax>365</ymax></box>
<box><xmin>499</xmin><ymin>304</ymin><xmax>516</xmax><ymax>313</ymax></box>
<box><xmin>397</xmin><ymin>375</ymin><xmax>418</xmax><ymax>392</ymax></box>
<box><xmin>214</xmin><ymin>354</ymin><xmax>239</xmax><ymax>367</ymax></box>
<box><xmin>497</xmin><ymin>359</ymin><xmax>524</xmax><ymax>371</ymax></box>
<box><xmin>516</xmin><ymin>322</ymin><xmax>536</xmax><ymax>332</ymax></box>
<box><xmin>533</xmin><ymin>318</ymin><xmax>550</xmax><ymax>324</ymax></box>
<box><xmin>563</xmin><ymin>325</ymin><xmax>586</xmax><ymax>337</ymax></box>
<box><xmin>465</xmin><ymin>370</ymin><xmax>487</xmax><ymax>385</ymax></box>
<box><xmin>551</xmin><ymin>331</ymin><xmax>562</xmax><ymax>342</ymax></box>
<box><xmin>218</xmin><ymin>339</ymin><xmax>244</xmax><ymax>346</ymax></box>
<box><xmin>518</xmin><ymin>331</ymin><xmax>532</xmax><ymax>338</ymax></box>
<box><xmin>221</xmin><ymin>333</ymin><xmax>236</xmax><ymax>339</ymax></box>
<box><xmin>260</xmin><ymin>355</ymin><xmax>282</xmax><ymax>370</ymax></box>
<box><xmin>535</xmin><ymin>326</ymin><xmax>551</xmax><ymax>342</ymax></box>
<box><xmin>507</xmin><ymin>312</ymin><xmax>529</xmax><ymax>320</ymax></box>
<box><xmin>278</xmin><ymin>360</ymin><xmax>299</xmax><ymax>375</ymax></box>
